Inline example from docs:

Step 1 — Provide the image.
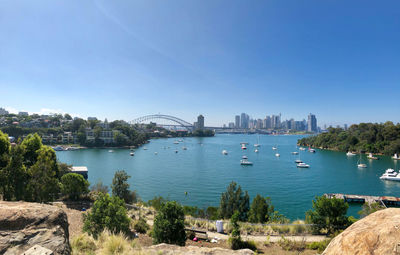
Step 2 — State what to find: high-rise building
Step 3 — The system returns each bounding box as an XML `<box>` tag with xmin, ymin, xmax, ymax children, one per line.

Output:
<box><xmin>344</xmin><ymin>124</ymin><xmax>348</xmax><ymax>131</ymax></box>
<box><xmin>307</xmin><ymin>113</ymin><xmax>317</xmax><ymax>132</ymax></box>
<box><xmin>289</xmin><ymin>119</ymin><xmax>296</xmax><ymax>130</ymax></box>
<box><xmin>0</xmin><ymin>108</ymin><xmax>9</xmax><ymax>115</ymax></box>
<box><xmin>228</xmin><ymin>122</ymin><xmax>235</xmax><ymax>128</ymax></box>
<box><xmin>240</xmin><ymin>113</ymin><xmax>249</xmax><ymax>129</ymax></box>
<box><xmin>197</xmin><ymin>114</ymin><xmax>204</xmax><ymax>130</ymax></box>
<box><xmin>256</xmin><ymin>119</ymin><xmax>263</xmax><ymax>129</ymax></box>
<box><xmin>235</xmin><ymin>115</ymin><xmax>240</xmax><ymax>129</ymax></box>
<box><xmin>271</xmin><ymin>115</ymin><xmax>281</xmax><ymax>129</ymax></box>
<box><xmin>264</xmin><ymin>116</ymin><xmax>272</xmax><ymax>129</ymax></box>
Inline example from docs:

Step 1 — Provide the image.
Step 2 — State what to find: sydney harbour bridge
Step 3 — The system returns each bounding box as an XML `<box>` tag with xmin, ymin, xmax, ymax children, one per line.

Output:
<box><xmin>130</xmin><ymin>114</ymin><xmax>224</xmax><ymax>131</ymax></box>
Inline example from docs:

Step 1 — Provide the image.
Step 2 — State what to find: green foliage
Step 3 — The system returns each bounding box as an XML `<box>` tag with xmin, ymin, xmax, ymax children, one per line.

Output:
<box><xmin>299</xmin><ymin>122</ymin><xmax>400</xmax><ymax>155</ymax></box>
<box><xmin>111</xmin><ymin>170</ymin><xmax>136</xmax><ymax>204</ymax></box>
<box><xmin>0</xmin><ymin>130</ymin><xmax>10</xmax><ymax>168</ymax></box>
<box><xmin>358</xmin><ymin>202</ymin><xmax>385</xmax><ymax>218</ymax></box>
<box><xmin>61</xmin><ymin>173</ymin><xmax>89</xmax><ymax>200</ymax></box>
<box><xmin>21</xmin><ymin>133</ymin><xmax>43</xmax><ymax>167</ymax></box>
<box><xmin>206</xmin><ymin>206</ymin><xmax>220</xmax><ymax>220</ymax></box>
<box><xmin>220</xmin><ymin>181</ymin><xmax>250</xmax><ymax>221</ymax></box>
<box><xmin>83</xmin><ymin>193</ymin><xmax>131</xmax><ymax>238</ymax></box>
<box><xmin>228</xmin><ymin>211</ymin><xmax>257</xmax><ymax>251</ymax></box>
<box><xmin>133</xmin><ymin>217</ymin><xmax>150</xmax><ymax>234</ymax></box>
<box><xmin>26</xmin><ymin>146</ymin><xmax>61</xmax><ymax>202</ymax></box>
<box><xmin>278</xmin><ymin>236</ymin><xmax>306</xmax><ymax>252</ymax></box>
<box><xmin>306</xmin><ymin>196</ymin><xmax>350</xmax><ymax>234</ymax></box>
<box><xmin>147</xmin><ymin>196</ymin><xmax>167</xmax><ymax>211</ymax></box>
<box><xmin>152</xmin><ymin>201</ymin><xmax>186</xmax><ymax>246</ymax></box>
<box><xmin>248</xmin><ymin>194</ymin><xmax>275</xmax><ymax>223</ymax></box>
<box><xmin>307</xmin><ymin>239</ymin><xmax>331</xmax><ymax>252</ymax></box>
<box><xmin>192</xmin><ymin>129</ymin><xmax>214</xmax><ymax>137</ymax></box>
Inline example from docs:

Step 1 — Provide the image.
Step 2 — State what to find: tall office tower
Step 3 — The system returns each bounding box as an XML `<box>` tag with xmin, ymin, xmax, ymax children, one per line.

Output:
<box><xmin>307</xmin><ymin>113</ymin><xmax>317</xmax><ymax>132</ymax></box>
<box><xmin>235</xmin><ymin>115</ymin><xmax>240</xmax><ymax>129</ymax></box>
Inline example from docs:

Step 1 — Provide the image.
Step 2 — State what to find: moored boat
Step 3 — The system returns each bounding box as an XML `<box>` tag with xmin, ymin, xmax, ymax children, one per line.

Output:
<box><xmin>297</xmin><ymin>162</ymin><xmax>310</xmax><ymax>168</ymax></box>
<box><xmin>380</xmin><ymin>168</ymin><xmax>400</xmax><ymax>181</ymax></box>
<box><xmin>367</xmin><ymin>153</ymin><xmax>378</xmax><ymax>160</ymax></box>
<box><xmin>346</xmin><ymin>151</ymin><xmax>356</xmax><ymax>156</ymax></box>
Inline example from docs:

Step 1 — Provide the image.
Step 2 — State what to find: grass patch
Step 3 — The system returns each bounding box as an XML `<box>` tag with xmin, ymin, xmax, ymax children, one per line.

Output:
<box><xmin>307</xmin><ymin>239</ymin><xmax>331</xmax><ymax>252</ymax></box>
<box><xmin>278</xmin><ymin>236</ymin><xmax>306</xmax><ymax>252</ymax></box>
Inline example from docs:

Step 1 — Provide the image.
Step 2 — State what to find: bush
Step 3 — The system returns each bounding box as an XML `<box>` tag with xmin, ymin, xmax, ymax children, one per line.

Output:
<box><xmin>147</xmin><ymin>196</ymin><xmax>167</xmax><ymax>211</ymax></box>
<box><xmin>248</xmin><ymin>194</ymin><xmax>274</xmax><ymax>223</ymax></box>
<box><xmin>220</xmin><ymin>181</ymin><xmax>249</xmax><ymax>221</ymax></box>
<box><xmin>153</xmin><ymin>201</ymin><xmax>186</xmax><ymax>246</ymax></box>
<box><xmin>97</xmin><ymin>230</ymin><xmax>131</xmax><ymax>255</ymax></box>
<box><xmin>61</xmin><ymin>173</ymin><xmax>89</xmax><ymax>200</ymax></box>
<box><xmin>111</xmin><ymin>170</ymin><xmax>137</xmax><ymax>204</ymax></box>
<box><xmin>133</xmin><ymin>217</ymin><xmax>149</xmax><ymax>234</ymax></box>
<box><xmin>83</xmin><ymin>193</ymin><xmax>131</xmax><ymax>238</ymax></box>
<box><xmin>71</xmin><ymin>233</ymin><xmax>96</xmax><ymax>255</ymax></box>
<box><xmin>278</xmin><ymin>236</ymin><xmax>306</xmax><ymax>251</ymax></box>
<box><xmin>307</xmin><ymin>239</ymin><xmax>331</xmax><ymax>252</ymax></box>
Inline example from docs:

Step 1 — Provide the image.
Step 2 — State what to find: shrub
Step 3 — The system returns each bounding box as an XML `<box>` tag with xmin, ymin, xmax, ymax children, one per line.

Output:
<box><xmin>307</xmin><ymin>239</ymin><xmax>331</xmax><ymax>252</ymax></box>
<box><xmin>97</xmin><ymin>230</ymin><xmax>131</xmax><ymax>255</ymax></box>
<box><xmin>147</xmin><ymin>196</ymin><xmax>167</xmax><ymax>211</ymax></box>
<box><xmin>83</xmin><ymin>193</ymin><xmax>131</xmax><ymax>238</ymax></box>
<box><xmin>153</xmin><ymin>201</ymin><xmax>186</xmax><ymax>246</ymax></box>
<box><xmin>111</xmin><ymin>170</ymin><xmax>138</xmax><ymax>204</ymax></box>
<box><xmin>61</xmin><ymin>173</ymin><xmax>89</xmax><ymax>200</ymax></box>
<box><xmin>278</xmin><ymin>236</ymin><xmax>306</xmax><ymax>251</ymax></box>
<box><xmin>71</xmin><ymin>233</ymin><xmax>96</xmax><ymax>255</ymax></box>
<box><xmin>133</xmin><ymin>217</ymin><xmax>150</xmax><ymax>234</ymax></box>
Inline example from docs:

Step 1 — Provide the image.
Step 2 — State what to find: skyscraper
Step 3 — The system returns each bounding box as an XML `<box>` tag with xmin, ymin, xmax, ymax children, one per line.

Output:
<box><xmin>197</xmin><ymin>114</ymin><xmax>204</xmax><ymax>130</ymax></box>
<box><xmin>307</xmin><ymin>113</ymin><xmax>317</xmax><ymax>132</ymax></box>
<box><xmin>235</xmin><ymin>115</ymin><xmax>240</xmax><ymax>129</ymax></box>
<box><xmin>240</xmin><ymin>113</ymin><xmax>249</xmax><ymax>129</ymax></box>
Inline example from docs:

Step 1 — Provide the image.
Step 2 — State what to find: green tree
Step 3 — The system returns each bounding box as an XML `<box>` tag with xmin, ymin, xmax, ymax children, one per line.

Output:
<box><xmin>0</xmin><ymin>130</ymin><xmax>10</xmax><ymax>168</ymax></box>
<box><xmin>26</xmin><ymin>146</ymin><xmax>61</xmax><ymax>202</ymax></box>
<box><xmin>358</xmin><ymin>202</ymin><xmax>385</xmax><ymax>218</ymax></box>
<box><xmin>64</xmin><ymin>113</ymin><xmax>72</xmax><ymax>120</ymax></box>
<box><xmin>248</xmin><ymin>194</ymin><xmax>274</xmax><ymax>223</ymax></box>
<box><xmin>1</xmin><ymin>145</ymin><xmax>28</xmax><ymax>201</ymax></box>
<box><xmin>83</xmin><ymin>193</ymin><xmax>130</xmax><ymax>238</ymax></box>
<box><xmin>152</xmin><ymin>201</ymin><xmax>186</xmax><ymax>246</ymax></box>
<box><xmin>228</xmin><ymin>211</ymin><xmax>242</xmax><ymax>249</ymax></box>
<box><xmin>220</xmin><ymin>181</ymin><xmax>250</xmax><ymax>221</ymax></box>
<box><xmin>61</xmin><ymin>173</ymin><xmax>89</xmax><ymax>200</ymax></box>
<box><xmin>21</xmin><ymin>133</ymin><xmax>43</xmax><ymax>167</ymax></box>
<box><xmin>306</xmin><ymin>196</ymin><xmax>350</xmax><ymax>234</ymax></box>
<box><xmin>111</xmin><ymin>170</ymin><xmax>136</xmax><ymax>204</ymax></box>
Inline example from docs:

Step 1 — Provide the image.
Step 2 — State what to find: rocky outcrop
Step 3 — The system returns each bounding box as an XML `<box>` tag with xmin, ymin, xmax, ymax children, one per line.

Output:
<box><xmin>0</xmin><ymin>201</ymin><xmax>70</xmax><ymax>255</ymax></box>
<box><xmin>140</xmin><ymin>244</ymin><xmax>254</xmax><ymax>255</ymax></box>
<box><xmin>323</xmin><ymin>208</ymin><xmax>400</xmax><ymax>255</ymax></box>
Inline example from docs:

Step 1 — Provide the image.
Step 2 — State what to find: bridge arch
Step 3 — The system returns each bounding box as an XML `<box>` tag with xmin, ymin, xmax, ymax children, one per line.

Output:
<box><xmin>131</xmin><ymin>114</ymin><xmax>194</xmax><ymax>130</ymax></box>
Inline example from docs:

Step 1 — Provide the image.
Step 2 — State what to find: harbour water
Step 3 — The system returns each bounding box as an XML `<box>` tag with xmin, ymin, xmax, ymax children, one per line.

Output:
<box><xmin>56</xmin><ymin>134</ymin><xmax>400</xmax><ymax>220</ymax></box>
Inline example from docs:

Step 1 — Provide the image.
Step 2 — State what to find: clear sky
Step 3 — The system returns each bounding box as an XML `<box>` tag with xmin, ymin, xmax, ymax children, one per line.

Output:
<box><xmin>0</xmin><ymin>0</ymin><xmax>399</xmax><ymax>126</ymax></box>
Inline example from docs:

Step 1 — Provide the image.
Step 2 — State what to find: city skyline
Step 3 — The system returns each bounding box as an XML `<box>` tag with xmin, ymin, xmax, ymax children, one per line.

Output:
<box><xmin>1</xmin><ymin>1</ymin><xmax>399</xmax><ymax>126</ymax></box>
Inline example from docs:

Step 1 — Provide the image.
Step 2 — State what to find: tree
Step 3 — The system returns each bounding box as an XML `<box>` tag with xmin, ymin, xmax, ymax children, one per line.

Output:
<box><xmin>64</xmin><ymin>113</ymin><xmax>72</xmax><ymax>120</ymax></box>
<box><xmin>83</xmin><ymin>193</ymin><xmax>130</xmax><ymax>238</ymax></box>
<box><xmin>220</xmin><ymin>181</ymin><xmax>250</xmax><ymax>221</ymax></box>
<box><xmin>153</xmin><ymin>201</ymin><xmax>186</xmax><ymax>246</ymax></box>
<box><xmin>21</xmin><ymin>133</ymin><xmax>43</xmax><ymax>167</ymax></box>
<box><xmin>61</xmin><ymin>173</ymin><xmax>89</xmax><ymax>200</ymax></box>
<box><xmin>306</xmin><ymin>196</ymin><xmax>350</xmax><ymax>234</ymax></box>
<box><xmin>111</xmin><ymin>170</ymin><xmax>135</xmax><ymax>204</ymax></box>
<box><xmin>26</xmin><ymin>146</ymin><xmax>61</xmax><ymax>202</ymax></box>
<box><xmin>229</xmin><ymin>211</ymin><xmax>242</xmax><ymax>249</ymax></box>
<box><xmin>1</xmin><ymin>144</ymin><xmax>28</xmax><ymax>201</ymax></box>
<box><xmin>248</xmin><ymin>195</ymin><xmax>274</xmax><ymax>223</ymax></box>
<box><xmin>358</xmin><ymin>202</ymin><xmax>385</xmax><ymax>218</ymax></box>
<box><xmin>0</xmin><ymin>130</ymin><xmax>10</xmax><ymax>168</ymax></box>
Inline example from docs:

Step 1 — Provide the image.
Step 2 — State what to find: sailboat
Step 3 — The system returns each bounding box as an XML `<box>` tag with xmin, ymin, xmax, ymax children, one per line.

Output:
<box><xmin>357</xmin><ymin>154</ymin><xmax>367</xmax><ymax>168</ymax></box>
<box><xmin>393</xmin><ymin>153</ymin><xmax>400</xmax><ymax>160</ymax></box>
<box><xmin>254</xmin><ymin>134</ymin><xmax>260</xmax><ymax>147</ymax></box>
<box><xmin>367</xmin><ymin>153</ymin><xmax>378</xmax><ymax>160</ymax></box>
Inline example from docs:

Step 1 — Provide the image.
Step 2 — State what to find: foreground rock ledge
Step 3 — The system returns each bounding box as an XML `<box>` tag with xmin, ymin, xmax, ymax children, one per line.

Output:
<box><xmin>140</xmin><ymin>244</ymin><xmax>254</xmax><ymax>255</ymax></box>
<box><xmin>0</xmin><ymin>201</ymin><xmax>70</xmax><ymax>255</ymax></box>
<box><xmin>323</xmin><ymin>208</ymin><xmax>400</xmax><ymax>255</ymax></box>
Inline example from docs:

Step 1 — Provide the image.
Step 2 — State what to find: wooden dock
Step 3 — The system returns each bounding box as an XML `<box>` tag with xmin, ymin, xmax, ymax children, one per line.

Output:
<box><xmin>324</xmin><ymin>193</ymin><xmax>400</xmax><ymax>207</ymax></box>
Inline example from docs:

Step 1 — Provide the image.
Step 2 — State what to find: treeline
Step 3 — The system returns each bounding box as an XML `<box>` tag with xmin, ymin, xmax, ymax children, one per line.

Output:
<box><xmin>298</xmin><ymin>122</ymin><xmax>400</xmax><ymax>155</ymax></box>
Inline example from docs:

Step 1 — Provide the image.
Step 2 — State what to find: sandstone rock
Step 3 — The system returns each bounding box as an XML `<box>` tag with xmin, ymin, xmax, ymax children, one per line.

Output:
<box><xmin>0</xmin><ymin>201</ymin><xmax>70</xmax><ymax>255</ymax></box>
<box><xmin>323</xmin><ymin>208</ymin><xmax>400</xmax><ymax>255</ymax></box>
<box><xmin>140</xmin><ymin>243</ymin><xmax>254</xmax><ymax>255</ymax></box>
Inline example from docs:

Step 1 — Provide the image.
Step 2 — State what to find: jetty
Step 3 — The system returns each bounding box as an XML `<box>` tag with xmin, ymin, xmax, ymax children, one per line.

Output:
<box><xmin>324</xmin><ymin>193</ymin><xmax>400</xmax><ymax>207</ymax></box>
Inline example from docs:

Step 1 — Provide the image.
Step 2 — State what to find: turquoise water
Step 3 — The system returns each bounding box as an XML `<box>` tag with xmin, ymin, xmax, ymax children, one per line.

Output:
<box><xmin>56</xmin><ymin>134</ymin><xmax>400</xmax><ymax>220</ymax></box>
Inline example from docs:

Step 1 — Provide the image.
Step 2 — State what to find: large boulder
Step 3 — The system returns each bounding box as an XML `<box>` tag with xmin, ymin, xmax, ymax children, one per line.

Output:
<box><xmin>323</xmin><ymin>208</ymin><xmax>400</xmax><ymax>255</ymax></box>
<box><xmin>0</xmin><ymin>201</ymin><xmax>70</xmax><ymax>255</ymax></box>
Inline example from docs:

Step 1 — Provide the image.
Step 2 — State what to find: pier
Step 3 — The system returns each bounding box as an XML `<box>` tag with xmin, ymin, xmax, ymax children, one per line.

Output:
<box><xmin>324</xmin><ymin>193</ymin><xmax>400</xmax><ymax>207</ymax></box>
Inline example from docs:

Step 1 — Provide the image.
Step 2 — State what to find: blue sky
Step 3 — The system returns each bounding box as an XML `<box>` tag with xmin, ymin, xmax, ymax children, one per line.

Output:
<box><xmin>0</xmin><ymin>0</ymin><xmax>399</xmax><ymax>126</ymax></box>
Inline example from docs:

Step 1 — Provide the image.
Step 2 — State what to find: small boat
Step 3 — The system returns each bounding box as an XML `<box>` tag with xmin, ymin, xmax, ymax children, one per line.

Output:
<box><xmin>380</xmin><ymin>168</ymin><xmax>400</xmax><ymax>181</ymax></box>
<box><xmin>178</xmin><ymin>139</ymin><xmax>184</xmax><ymax>142</ymax></box>
<box><xmin>308</xmin><ymin>148</ymin><xmax>316</xmax><ymax>153</ymax></box>
<box><xmin>357</xmin><ymin>154</ymin><xmax>367</xmax><ymax>168</ymax></box>
<box><xmin>255</xmin><ymin>149</ymin><xmax>259</xmax><ymax>153</ymax></box>
<box><xmin>295</xmin><ymin>159</ymin><xmax>303</xmax><ymax>163</ymax></box>
<box><xmin>291</xmin><ymin>152</ymin><xmax>299</xmax><ymax>155</ymax></box>
<box><xmin>275</xmin><ymin>153</ymin><xmax>280</xmax><ymax>157</ymax></box>
<box><xmin>297</xmin><ymin>162</ymin><xmax>310</xmax><ymax>168</ymax></box>
<box><xmin>272</xmin><ymin>146</ymin><xmax>277</xmax><ymax>150</ymax></box>
<box><xmin>108</xmin><ymin>150</ymin><xmax>114</xmax><ymax>153</ymax></box>
<box><xmin>182</xmin><ymin>147</ymin><xmax>187</xmax><ymax>150</ymax></box>
<box><xmin>242</xmin><ymin>155</ymin><xmax>248</xmax><ymax>159</ymax></box>
<box><xmin>154</xmin><ymin>152</ymin><xmax>158</xmax><ymax>155</ymax></box>
<box><xmin>346</xmin><ymin>152</ymin><xmax>356</xmax><ymax>156</ymax></box>
<box><xmin>175</xmin><ymin>150</ymin><xmax>178</xmax><ymax>153</ymax></box>
<box><xmin>393</xmin><ymin>154</ymin><xmax>400</xmax><ymax>160</ymax></box>
<box><xmin>240</xmin><ymin>159</ymin><xmax>253</xmax><ymax>165</ymax></box>
<box><xmin>241</xmin><ymin>144</ymin><xmax>247</xmax><ymax>150</ymax></box>
<box><xmin>299</xmin><ymin>147</ymin><xmax>306</xmax><ymax>151</ymax></box>
<box><xmin>173</xmin><ymin>141</ymin><xmax>179</xmax><ymax>144</ymax></box>
<box><xmin>222</xmin><ymin>150</ymin><xmax>228</xmax><ymax>155</ymax></box>
<box><xmin>130</xmin><ymin>152</ymin><xmax>134</xmax><ymax>156</ymax></box>
<box><xmin>143</xmin><ymin>147</ymin><xmax>148</xmax><ymax>150</ymax></box>
<box><xmin>367</xmin><ymin>153</ymin><xmax>378</xmax><ymax>160</ymax></box>
<box><xmin>53</xmin><ymin>146</ymin><xmax>65</xmax><ymax>151</ymax></box>
<box><xmin>254</xmin><ymin>135</ymin><xmax>260</xmax><ymax>147</ymax></box>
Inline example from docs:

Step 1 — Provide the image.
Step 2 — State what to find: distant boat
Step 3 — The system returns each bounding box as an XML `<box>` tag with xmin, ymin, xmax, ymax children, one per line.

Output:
<box><xmin>143</xmin><ymin>147</ymin><xmax>148</xmax><ymax>150</ymax></box>
<box><xmin>240</xmin><ymin>159</ymin><xmax>253</xmax><ymax>165</ymax></box>
<box><xmin>254</xmin><ymin>134</ymin><xmax>260</xmax><ymax>147</ymax></box>
<box><xmin>242</xmin><ymin>155</ymin><xmax>248</xmax><ymax>159</ymax></box>
<box><xmin>130</xmin><ymin>152</ymin><xmax>134</xmax><ymax>156</ymax></box>
<box><xmin>241</xmin><ymin>144</ymin><xmax>247</xmax><ymax>150</ymax></box>
<box><xmin>308</xmin><ymin>148</ymin><xmax>316</xmax><ymax>153</ymax></box>
<box><xmin>367</xmin><ymin>153</ymin><xmax>378</xmax><ymax>160</ymax></box>
<box><xmin>295</xmin><ymin>159</ymin><xmax>303</xmax><ymax>163</ymax></box>
<box><xmin>53</xmin><ymin>146</ymin><xmax>64</xmax><ymax>151</ymax></box>
<box><xmin>299</xmin><ymin>147</ymin><xmax>306</xmax><ymax>151</ymax></box>
<box><xmin>297</xmin><ymin>162</ymin><xmax>310</xmax><ymax>168</ymax></box>
<box><xmin>154</xmin><ymin>152</ymin><xmax>158</xmax><ymax>155</ymax></box>
<box><xmin>175</xmin><ymin>150</ymin><xmax>178</xmax><ymax>153</ymax></box>
<box><xmin>173</xmin><ymin>141</ymin><xmax>179</xmax><ymax>144</ymax></box>
<box><xmin>291</xmin><ymin>151</ymin><xmax>299</xmax><ymax>155</ymax></box>
<box><xmin>272</xmin><ymin>146</ymin><xmax>277</xmax><ymax>150</ymax></box>
<box><xmin>275</xmin><ymin>153</ymin><xmax>280</xmax><ymax>157</ymax></box>
<box><xmin>108</xmin><ymin>150</ymin><xmax>114</xmax><ymax>153</ymax></box>
<box><xmin>222</xmin><ymin>150</ymin><xmax>228</xmax><ymax>155</ymax></box>
<box><xmin>346</xmin><ymin>152</ymin><xmax>356</xmax><ymax>156</ymax></box>
<box><xmin>255</xmin><ymin>149</ymin><xmax>259</xmax><ymax>153</ymax></box>
<box><xmin>393</xmin><ymin>153</ymin><xmax>400</xmax><ymax>160</ymax></box>
<box><xmin>182</xmin><ymin>147</ymin><xmax>187</xmax><ymax>150</ymax></box>
<box><xmin>357</xmin><ymin>154</ymin><xmax>367</xmax><ymax>168</ymax></box>
<box><xmin>380</xmin><ymin>168</ymin><xmax>400</xmax><ymax>181</ymax></box>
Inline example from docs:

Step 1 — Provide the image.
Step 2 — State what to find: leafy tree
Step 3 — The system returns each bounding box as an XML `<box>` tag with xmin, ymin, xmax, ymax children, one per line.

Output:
<box><xmin>0</xmin><ymin>130</ymin><xmax>10</xmax><ymax>168</ymax></box>
<box><xmin>1</xmin><ymin>145</ymin><xmax>28</xmax><ymax>201</ymax></box>
<box><xmin>91</xmin><ymin>180</ymin><xmax>109</xmax><ymax>194</ymax></box>
<box><xmin>83</xmin><ymin>193</ymin><xmax>130</xmax><ymax>238</ymax></box>
<box><xmin>358</xmin><ymin>202</ymin><xmax>385</xmax><ymax>218</ymax></box>
<box><xmin>220</xmin><ymin>181</ymin><xmax>250</xmax><ymax>221</ymax></box>
<box><xmin>306</xmin><ymin>196</ymin><xmax>350</xmax><ymax>234</ymax></box>
<box><xmin>61</xmin><ymin>173</ymin><xmax>89</xmax><ymax>200</ymax></box>
<box><xmin>148</xmin><ymin>196</ymin><xmax>167</xmax><ymax>211</ymax></box>
<box><xmin>228</xmin><ymin>211</ymin><xmax>242</xmax><ymax>249</ymax></box>
<box><xmin>248</xmin><ymin>194</ymin><xmax>275</xmax><ymax>223</ymax></box>
<box><xmin>206</xmin><ymin>206</ymin><xmax>220</xmax><ymax>220</ymax></box>
<box><xmin>133</xmin><ymin>217</ymin><xmax>150</xmax><ymax>234</ymax></box>
<box><xmin>153</xmin><ymin>201</ymin><xmax>186</xmax><ymax>246</ymax></box>
<box><xmin>111</xmin><ymin>170</ymin><xmax>136</xmax><ymax>204</ymax></box>
<box><xmin>26</xmin><ymin>146</ymin><xmax>61</xmax><ymax>202</ymax></box>
<box><xmin>21</xmin><ymin>133</ymin><xmax>43</xmax><ymax>167</ymax></box>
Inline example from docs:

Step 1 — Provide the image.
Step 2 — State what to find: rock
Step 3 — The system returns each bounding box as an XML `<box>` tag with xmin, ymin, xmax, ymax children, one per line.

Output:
<box><xmin>22</xmin><ymin>245</ymin><xmax>54</xmax><ymax>255</ymax></box>
<box><xmin>0</xmin><ymin>201</ymin><xmax>70</xmax><ymax>255</ymax></box>
<box><xmin>140</xmin><ymin>243</ymin><xmax>254</xmax><ymax>255</ymax></box>
<box><xmin>323</xmin><ymin>208</ymin><xmax>400</xmax><ymax>255</ymax></box>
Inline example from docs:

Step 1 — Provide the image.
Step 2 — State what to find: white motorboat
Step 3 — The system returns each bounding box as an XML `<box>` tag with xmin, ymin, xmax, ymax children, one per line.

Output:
<box><xmin>308</xmin><ymin>148</ymin><xmax>316</xmax><ymax>153</ymax></box>
<box><xmin>108</xmin><ymin>150</ymin><xmax>114</xmax><ymax>153</ymax></box>
<box><xmin>346</xmin><ymin>152</ymin><xmax>356</xmax><ymax>156</ymax></box>
<box><xmin>275</xmin><ymin>153</ymin><xmax>280</xmax><ymax>157</ymax></box>
<box><xmin>297</xmin><ymin>162</ymin><xmax>310</xmax><ymax>168</ymax></box>
<box><xmin>272</xmin><ymin>146</ymin><xmax>277</xmax><ymax>150</ymax></box>
<box><xmin>255</xmin><ymin>149</ymin><xmax>259</xmax><ymax>153</ymax></box>
<box><xmin>222</xmin><ymin>150</ymin><xmax>228</xmax><ymax>155</ymax></box>
<box><xmin>154</xmin><ymin>152</ymin><xmax>158</xmax><ymax>155</ymax></box>
<box><xmin>182</xmin><ymin>147</ymin><xmax>187</xmax><ymax>150</ymax></box>
<box><xmin>295</xmin><ymin>159</ymin><xmax>303</xmax><ymax>163</ymax></box>
<box><xmin>173</xmin><ymin>141</ymin><xmax>179</xmax><ymax>144</ymax></box>
<box><xmin>380</xmin><ymin>168</ymin><xmax>400</xmax><ymax>181</ymax></box>
<box><xmin>242</xmin><ymin>155</ymin><xmax>248</xmax><ymax>159</ymax></box>
<box><xmin>143</xmin><ymin>147</ymin><xmax>148</xmax><ymax>150</ymax></box>
<box><xmin>291</xmin><ymin>151</ymin><xmax>299</xmax><ymax>155</ymax></box>
<box><xmin>241</xmin><ymin>144</ymin><xmax>247</xmax><ymax>150</ymax></box>
<box><xmin>367</xmin><ymin>153</ymin><xmax>378</xmax><ymax>160</ymax></box>
<box><xmin>393</xmin><ymin>154</ymin><xmax>400</xmax><ymax>160</ymax></box>
<box><xmin>130</xmin><ymin>152</ymin><xmax>134</xmax><ymax>156</ymax></box>
<box><xmin>240</xmin><ymin>159</ymin><xmax>253</xmax><ymax>165</ymax></box>
<box><xmin>299</xmin><ymin>147</ymin><xmax>306</xmax><ymax>151</ymax></box>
